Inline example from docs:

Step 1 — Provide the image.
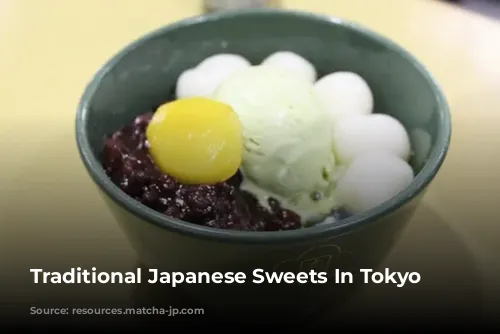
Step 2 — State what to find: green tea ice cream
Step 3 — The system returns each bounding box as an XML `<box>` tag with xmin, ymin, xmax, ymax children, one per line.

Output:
<box><xmin>214</xmin><ymin>65</ymin><xmax>338</xmax><ymax>223</ymax></box>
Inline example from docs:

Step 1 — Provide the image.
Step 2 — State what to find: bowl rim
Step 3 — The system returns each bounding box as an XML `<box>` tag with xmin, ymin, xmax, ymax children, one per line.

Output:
<box><xmin>75</xmin><ymin>8</ymin><xmax>452</xmax><ymax>245</ymax></box>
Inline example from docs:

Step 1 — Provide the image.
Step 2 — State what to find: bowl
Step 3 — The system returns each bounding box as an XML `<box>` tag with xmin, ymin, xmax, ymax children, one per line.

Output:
<box><xmin>75</xmin><ymin>8</ymin><xmax>451</xmax><ymax>321</ymax></box>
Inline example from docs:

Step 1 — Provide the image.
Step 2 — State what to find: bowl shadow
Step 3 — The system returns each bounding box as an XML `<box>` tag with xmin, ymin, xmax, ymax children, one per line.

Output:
<box><xmin>128</xmin><ymin>203</ymin><xmax>482</xmax><ymax>327</ymax></box>
<box><xmin>321</xmin><ymin>202</ymin><xmax>483</xmax><ymax>325</ymax></box>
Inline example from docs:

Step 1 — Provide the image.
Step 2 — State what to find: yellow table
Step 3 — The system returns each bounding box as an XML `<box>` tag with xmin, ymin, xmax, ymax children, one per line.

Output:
<box><xmin>1</xmin><ymin>0</ymin><xmax>499</xmax><ymax>321</ymax></box>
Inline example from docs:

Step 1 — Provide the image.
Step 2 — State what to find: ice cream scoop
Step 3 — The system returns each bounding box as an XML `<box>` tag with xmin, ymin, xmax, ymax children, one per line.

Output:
<box><xmin>261</xmin><ymin>51</ymin><xmax>317</xmax><ymax>84</ymax></box>
<box><xmin>332</xmin><ymin>113</ymin><xmax>411</xmax><ymax>165</ymax></box>
<box><xmin>146</xmin><ymin>97</ymin><xmax>243</xmax><ymax>185</ymax></box>
<box><xmin>336</xmin><ymin>152</ymin><xmax>414</xmax><ymax>214</ymax></box>
<box><xmin>314</xmin><ymin>71</ymin><xmax>373</xmax><ymax>126</ymax></box>
<box><xmin>214</xmin><ymin>65</ymin><xmax>338</xmax><ymax>223</ymax></box>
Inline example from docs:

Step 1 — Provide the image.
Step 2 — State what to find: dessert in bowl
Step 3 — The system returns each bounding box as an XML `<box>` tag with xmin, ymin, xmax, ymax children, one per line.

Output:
<box><xmin>76</xmin><ymin>9</ymin><xmax>451</xmax><ymax>319</ymax></box>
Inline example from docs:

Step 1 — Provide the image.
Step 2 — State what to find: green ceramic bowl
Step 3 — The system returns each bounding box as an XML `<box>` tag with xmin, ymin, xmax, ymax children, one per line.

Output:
<box><xmin>76</xmin><ymin>9</ymin><xmax>451</xmax><ymax>319</ymax></box>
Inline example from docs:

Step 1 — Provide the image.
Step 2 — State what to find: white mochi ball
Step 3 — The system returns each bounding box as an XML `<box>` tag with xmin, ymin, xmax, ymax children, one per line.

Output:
<box><xmin>261</xmin><ymin>51</ymin><xmax>317</xmax><ymax>83</ymax></box>
<box><xmin>176</xmin><ymin>54</ymin><xmax>252</xmax><ymax>98</ymax></box>
<box><xmin>336</xmin><ymin>152</ymin><xmax>415</xmax><ymax>214</ymax></box>
<box><xmin>197</xmin><ymin>53</ymin><xmax>251</xmax><ymax>73</ymax></box>
<box><xmin>175</xmin><ymin>68</ymin><xmax>220</xmax><ymax>98</ymax></box>
<box><xmin>333</xmin><ymin>113</ymin><xmax>411</xmax><ymax>165</ymax></box>
<box><xmin>314</xmin><ymin>71</ymin><xmax>374</xmax><ymax>125</ymax></box>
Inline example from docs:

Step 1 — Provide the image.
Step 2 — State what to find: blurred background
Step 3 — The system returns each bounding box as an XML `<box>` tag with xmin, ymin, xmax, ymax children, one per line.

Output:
<box><xmin>443</xmin><ymin>0</ymin><xmax>500</xmax><ymax>18</ymax></box>
<box><xmin>1</xmin><ymin>0</ymin><xmax>500</xmax><ymax>328</ymax></box>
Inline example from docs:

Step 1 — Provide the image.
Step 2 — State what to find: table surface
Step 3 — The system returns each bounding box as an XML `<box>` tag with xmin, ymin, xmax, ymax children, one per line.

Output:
<box><xmin>1</xmin><ymin>0</ymin><xmax>499</xmax><ymax>321</ymax></box>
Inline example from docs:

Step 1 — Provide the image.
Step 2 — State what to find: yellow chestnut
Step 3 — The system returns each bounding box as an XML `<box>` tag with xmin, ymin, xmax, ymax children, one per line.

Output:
<box><xmin>146</xmin><ymin>97</ymin><xmax>243</xmax><ymax>185</ymax></box>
